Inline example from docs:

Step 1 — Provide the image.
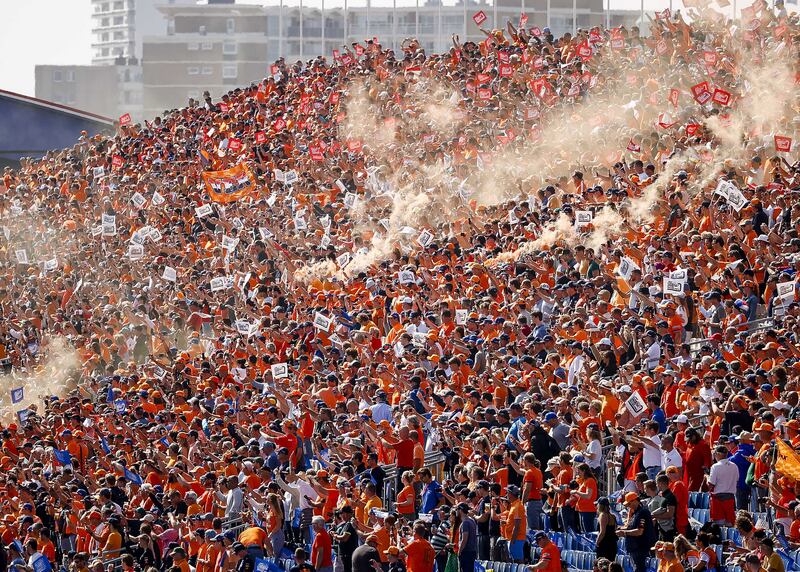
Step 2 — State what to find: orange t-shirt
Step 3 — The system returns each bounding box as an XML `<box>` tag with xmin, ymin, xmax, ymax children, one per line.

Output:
<box><xmin>404</xmin><ymin>538</ymin><xmax>436</xmax><ymax>572</ymax></box>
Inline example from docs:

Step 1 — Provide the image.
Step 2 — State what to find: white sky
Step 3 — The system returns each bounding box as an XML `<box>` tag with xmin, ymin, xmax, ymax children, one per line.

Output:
<box><xmin>0</xmin><ymin>1</ymin><xmax>93</xmax><ymax>96</ymax></box>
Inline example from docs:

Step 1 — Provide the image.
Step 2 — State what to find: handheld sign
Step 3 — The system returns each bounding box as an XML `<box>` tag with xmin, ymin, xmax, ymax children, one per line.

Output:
<box><xmin>163</xmin><ymin>266</ymin><xmax>177</xmax><ymax>282</ymax></box>
<box><xmin>472</xmin><ymin>10</ymin><xmax>487</xmax><ymax>26</ymax></box>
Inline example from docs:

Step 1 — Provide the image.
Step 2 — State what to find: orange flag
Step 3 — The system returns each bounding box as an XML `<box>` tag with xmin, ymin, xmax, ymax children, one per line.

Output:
<box><xmin>776</xmin><ymin>439</ymin><xmax>800</xmax><ymax>482</ymax></box>
<box><xmin>201</xmin><ymin>164</ymin><xmax>256</xmax><ymax>203</ymax></box>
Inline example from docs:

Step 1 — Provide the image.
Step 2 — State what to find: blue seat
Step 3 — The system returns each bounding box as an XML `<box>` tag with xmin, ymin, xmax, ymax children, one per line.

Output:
<box><xmin>689</xmin><ymin>491</ymin><xmax>700</xmax><ymax>508</ymax></box>
<box><xmin>618</xmin><ymin>538</ymin><xmax>627</xmax><ymax>554</ymax></box>
<box><xmin>618</xmin><ymin>555</ymin><xmax>633</xmax><ymax>572</ymax></box>
<box><xmin>549</xmin><ymin>531</ymin><xmax>565</xmax><ymax>548</ymax></box>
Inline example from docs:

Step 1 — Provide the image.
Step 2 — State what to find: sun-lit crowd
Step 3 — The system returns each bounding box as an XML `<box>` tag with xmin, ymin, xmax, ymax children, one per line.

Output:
<box><xmin>1</xmin><ymin>3</ymin><xmax>800</xmax><ymax>572</ymax></box>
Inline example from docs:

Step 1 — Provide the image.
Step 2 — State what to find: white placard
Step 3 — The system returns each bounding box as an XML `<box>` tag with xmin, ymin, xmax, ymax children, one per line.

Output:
<box><xmin>258</xmin><ymin>227</ymin><xmax>273</xmax><ymax>240</ymax></box>
<box><xmin>102</xmin><ymin>214</ymin><xmax>116</xmax><ymax>226</ymax></box>
<box><xmin>336</xmin><ymin>252</ymin><xmax>351</xmax><ymax>267</ymax></box>
<box><xmin>149</xmin><ymin>228</ymin><xmax>162</xmax><ymax>243</ymax></box>
<box><xmin>663</xmin><ymin>276</ymin><xmax>685</xmax><ymax>297</ymax></box>
<box><xmin>266</xmin><ymin>194</ymin><xmax>277</xmax><ymax>207</ymax></box>
<box><xmin>221</xmin><ymin>235</ymin><xmax>239</xmax><ymax>251</ymax></box>
<box><xmin>128</xmin><ymin>244</ymin><xmax>144</xmax><ymax>260</ymax></box>
<box><xmin>162</xmin><ymin>266</ymin><xmax>177</xmax><ymax>282</ymax></box>
<box><xmin>335</xmin><ymin>179</ymin><xmax>347</xmax><ymax>193</ymax></box>
<box><xmin>102</xmin><ymin>223</ymin><xmax>116</xmax><ymax>237</ymax></box>
<box><xmin>14</xmin><ymin>250</ymin><xmax>28</xmax><ymax>264</ymax></box>
<box><xmin>313</xmin><ymin>312</ymin><xmax>333</xmax><ymax>332</ymax></box>
<box><xmin>625</xmin><ymin>391</ymin><xmax>647</xmax><ymax>417</ymax></box>
<box><xmin>152</xmin><ymin>191</ymin><xmax>165</xmax><ymax>205</ymax></box>
<box><xmin>398</xmin><ymin>270</ymin><xmax>415</xmax><ymax>284</ymax></box>
<box><xmin>417</xmin><ymin>229</ymin><xmax>434</xmax><ymax>248</ymax></box>
<box><xmin>195</xmin><ymin>204</ymin><xmax>213</xmax><ymax>218</ymax></box>
<box><xmin>455</xmin><ymin>309</ymin><xmax>468</xmax><ymax>325</ymax></box>
<box><xmin>726</xmin><ymin>186</ymin><xmax>747</xmax><ymax>212</ymax></box>
<box><xmin>283</xmin><ymin>170</ymin><xmax>299</xmax><ymax>185</ymax></box>
<box><xmin>669</xmin><ymin>268</ymin><xmax>688</xmax><ymax>283</ymax></box>
<box><xmin>320</xmin><ymin>215</ymin><xmax>331</xmax><ymax>229</ymax></box>
<box><xmin>93</xmin><ymin>166</ymin><xmax>105</xmax><ymax>177</ymax></box>
<box><xmin>344</xmin><ymin>192</ymin><xmax>358</xmax><ymax>210</ymax></box>
<box><xmin>294</xmin><ymin>217</ymin><xmax>307</xmax><ymax>231</ymax></box>
<box><xmin>210</xmin><ymin>277</ymin><xmax>228</xmax><ymax>292</ymax></box>
<box><xmin>231</xmin><ymin>217</ymin><xmax>244</xmax><ymax>230</ymax></box>
<box><xmin>777</xmin><ymin>280</ymin><xmax>796</xmax><ymax>304</ymax></box>
<box><xmin>713</xmin><ymin>180</ymin><xmax>732</xmax><ymax>200</ymax></box>
<box><xmin>44</xmin><ymin>258</ymin><xmax>58</xmax><ymax>271</ymax></box>
<box><xmin>235</xmin><ymin>320</ymin><xmax>252</xmax><ymax>336</ymax></box>
<box><xmin>273</xmin><ymin>169</ymin><xmax>285</xmax><ymax>182</ymax></box>
<box><xmin>575</xmin><ymin>210</ymin><xmax>593</xmax><ymax>228</ymax></box>
<box><xmin>131</xmin><ymin>192</ymin><xmax>146</xmax><ymax>208</ymax></box>
<box><xmin>130</xmin><ymin>232</ymin><xmax>146</xmax><ymax>246</ymax></box>
<box><xmin>617</xmin><ymin>256</ymin><xmax>640</xmax><ymax>282</ymax></box>
<box><xmin>91</xmin><ymin>225</ymin><xmax>103</xmax><ymax>237</ymax></box>
<box><xmin>509</xmin><ymin>209</ymin><xmax>519</xmax><ymax>225</ymax></box>
<box><xmin>379</xmin><ymin>219</ymin><xmax>390</xmax><ymax>231</ymax></box>
<box><xmin>320</xmin><ymin>234</ymin><xmax>331</xmax><ymax>249</ymax></box>
<box><xmin>271</xmin><ymin>363</ymin><xmax>289</xmax><ymax>379</ymax></box>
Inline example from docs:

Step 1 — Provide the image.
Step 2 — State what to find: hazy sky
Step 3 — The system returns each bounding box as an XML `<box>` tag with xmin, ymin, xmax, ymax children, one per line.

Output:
<box><xmin>0</xmin><ymin>1</ymin><xmax>93</xmax><ymax>96</ymax></box>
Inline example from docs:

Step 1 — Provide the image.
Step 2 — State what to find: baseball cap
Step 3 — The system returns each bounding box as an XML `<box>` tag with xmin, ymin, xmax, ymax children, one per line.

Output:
<box><xmin>623</xmin><ymin>492</ymin><xmax>639</xmax><ymax>505</ymax></box>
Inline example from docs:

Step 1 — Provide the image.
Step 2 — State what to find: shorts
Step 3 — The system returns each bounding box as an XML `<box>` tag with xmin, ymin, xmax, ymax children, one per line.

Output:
<box><xmin>509</xmin><ymin>540</ymin><xmax>525</xmax><ymax>560</ymax></box>
<box><xmin>710</xmin><ymin>496</ymin><xmax>736</xmax><ymax>524</ymax></box>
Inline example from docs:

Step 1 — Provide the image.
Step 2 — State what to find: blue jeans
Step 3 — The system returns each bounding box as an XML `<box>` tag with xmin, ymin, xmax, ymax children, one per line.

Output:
<box><xmin>458</xmin><ymin>551</ymin><xmax>477</xmax><ymax>572</ymax></box>
<box><xmin>645</xmin><ymin>466</ymin><xmax>660</xmax><ymax>481</ymax></box>
<box><xmin>559</xmin><ymin>505</ymin><xmax>578</xmax><ymax>534</ymax></box>
<box><xmin>579</xmin><ymin>511</ymin><xmax>596</xmax><ymax>533</ymax></box>
<box><xmin>509</xmin><ymin>540</ymin><xmax>525</xmax><ymax>561</ymax></box>
<box><xmin>526</xmin><ymin>499</ymin><xmax>543</xmax><ymax>532</ymax></box>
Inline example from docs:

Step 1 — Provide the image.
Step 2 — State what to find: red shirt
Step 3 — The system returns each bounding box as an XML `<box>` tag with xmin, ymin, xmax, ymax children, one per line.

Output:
<box><xmin>541</xmin><ymin>542</ymin><xmax>562</xmax><ymax>572</ymax></box>
<box><xmin>670</xmin><ymin>479</ymin><xmax>689</xmax><ymax>530</ymax></box>
<box><xmin>392</xmin><ymin>438</ymin><xmax>415</xmax><ymax>468</ymax></box>
<box><xmin>685</xmin><ymin>441</ymin><xmax>712</xmax><ymax>491</ymax></box>
<box><xmin>312</xmin><ymin>528</ymin><xmax>333</xmax><ymax>568</ymax></box>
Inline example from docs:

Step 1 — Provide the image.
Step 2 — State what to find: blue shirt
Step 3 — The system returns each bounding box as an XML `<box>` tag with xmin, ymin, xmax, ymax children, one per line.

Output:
<box><xmin>651</xmin><ymin>408</ymin><xmax>667</xmax><ymax>434</ymax></box>
<box><xmin>730</xmin><ymin>443</ymin><xmax>755</xmax><ymax>490</ymax></box>
<box><xmin>421</xmin><ymin>480</ymin><xmax>443</xmax><ymax>514</ymax></box>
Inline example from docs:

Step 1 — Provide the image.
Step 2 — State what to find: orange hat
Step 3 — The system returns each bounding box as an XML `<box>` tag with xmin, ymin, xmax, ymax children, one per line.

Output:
<box><xmin>758</xmin><ymin>423</ymin><xmax>774</xmax><ymax>433</ymax></box>
<box><xmin>623</xmin><ymin>492</ymin><xmax>639</xmax><ymax>504</ymax></box>
<box><xmin>385</xmin><ymin>546</ymin><xmax>401</xmax><ymax>557</ymax></box>
<box><xmin>785</xmin><ymin>420</ymin><xmax>800</xmax><ymax>431</ymax></box>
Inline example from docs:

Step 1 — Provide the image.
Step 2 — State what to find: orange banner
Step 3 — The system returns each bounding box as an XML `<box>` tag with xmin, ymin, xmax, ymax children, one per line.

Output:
<box><xmin>776</xmin><ymin>439</ymin><xmax>800</xmax><ymax>482</ymax></box>
<box><xmin>201</xmin><ymin>164</ymin><xmax>256</xmax><ymax>203</ymax></box>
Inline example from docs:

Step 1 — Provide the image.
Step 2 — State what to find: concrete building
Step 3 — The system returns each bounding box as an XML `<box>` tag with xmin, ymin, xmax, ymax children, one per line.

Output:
<box><xmin>35</xmin><ymin>61</ymin><xmax>143</xmax><ymax>121</ymax></box>
<box><xmin>142</xmin><ymin>1</ymin><xmax>269</xmax><ymax>117</ymax></box>
<box><xmin>91</xmin><ymin>0</ymin><xmax>193</xmax><ymax>65</ymax></box>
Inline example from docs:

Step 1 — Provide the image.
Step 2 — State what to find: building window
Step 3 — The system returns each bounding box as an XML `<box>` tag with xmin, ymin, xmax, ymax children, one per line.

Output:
<box><xmin>52</xmin><ymin>70</ymin><xmax>63</xmax><ymax>82</ymax></box>
<box><xmin>201</xmin><ymin>41</ymin><xmax>213</xmax><ymax>50</ymax></box>
<box><xmin>101</xmin><ymin>48</ymin><xmax>110</xmax><ymax>56</ymax></box>
<box><xmin>113</xmin><ymin>16</ymin><xmax>123</xmax><ymax>25</ymax></box>
<box><xmin>187</xmin><ymin>41</ymin><xmax>199</xmax><ymax>50</ymax></box>
<box><xmin>66</xmin><ymin>70</ymin><xmax>75</xmax><ymax>82</ymax></box>
<box><xmin>226</xmin><ymin>18</ymin><xmax>236</xmax><ymax>34</ymax></box>
<box><xmin>187</xmin><ymin>66</ymin><xmax>200</xmax><ymax>75</ymax></box>
<box><xmin>113</xmin><ymin>1</ymin><xmax>124</xmax><ymax>8</ymax></box>
<box><xmin>101</xmin><ymin>17</ymin><xmax>109</xmax><ymax>26</ymax></box>
<box><xmin>201</xmin><ymin>66</ymin><xmax>213</xmax><ymax>75</ymax></box>
<box><xmin>167</xmin><ymin>18</ymin><xmax>175</xmax><ymax>35</ymax></box>
<box><xmin>222</xmin><ymin>40</ymin><xmax>237</xmax><ymax>54</ymax></box>
<box><xmin>101</xmin><ymin>3</ymin><xmax>109</xmax><ymax>11</ymax></box>
<box><xmin>101</xmin><ymin>32</ymin><xmax>109</xmax><ymax>42</ymax></box>
<box><xmin>199</xmin><ymin>25</ymin><xmax>206</xmax><ymax>35</ymax></box>
<box><xmin>222</xmin><ymin>65</ymin><xmax>237</xmax><ymax>78</ymax></box>
<box><xmin>113</xmin><ymin>31</ymin><xmax>125</xmax><ymax>40</ymax></box>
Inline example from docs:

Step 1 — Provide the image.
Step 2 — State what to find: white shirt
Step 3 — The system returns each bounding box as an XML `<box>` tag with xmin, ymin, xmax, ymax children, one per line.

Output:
<box><xmin>662</xmin><ymin>448</ymin><xmax>683</xmax><ymax>470</ymax></box>
<box><xmin>708</xmin><ymin>458</ymin><xmax>739</xmax><ymax>495</ymax></box>
<box><xmin>585</xmin><ymin>439</ymin><xmax>603</xmax><ymax>470</ymax></box>
<box><xmin>646</xmin><ymin>342</ymin><xmax>661</xmax><ymax>369</ymax></box>
<box><xmin>642</xmin><ymin>435</ymin><xmax>662</xmax><ymax>468</ymax></box>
